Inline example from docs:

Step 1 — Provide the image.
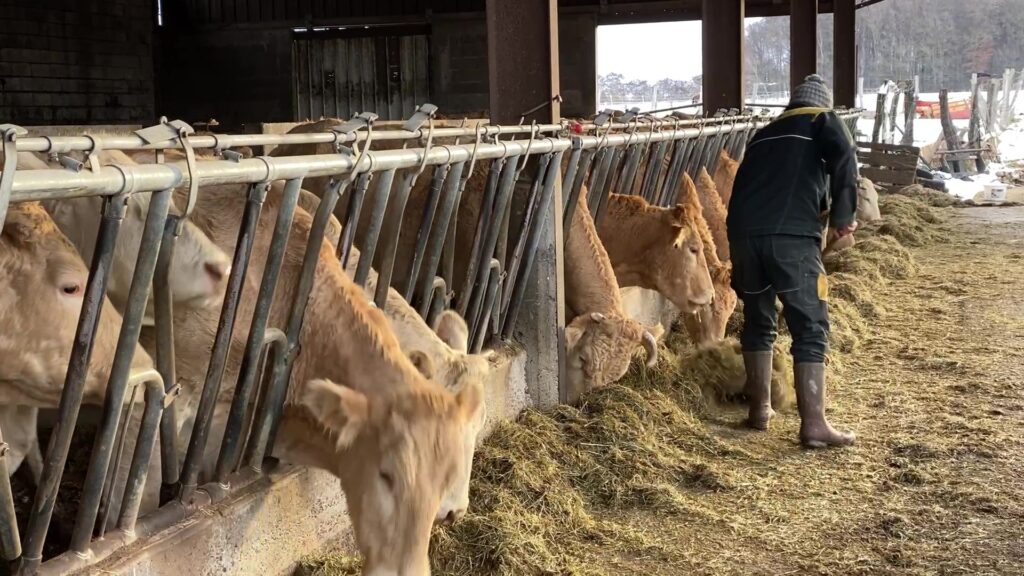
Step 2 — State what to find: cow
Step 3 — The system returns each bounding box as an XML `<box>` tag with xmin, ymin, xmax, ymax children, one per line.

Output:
<box><xmin>0</xmin><ymin>202</ymin><xmax>154</xmax><ymax>478</ymax></box>
<box><xmin>713</xmin><ymin>149</ymin><xmax>739</xmax><ymax>207</ymax></box>
<box><xmin>674</xmin><ymin>172</ymin><xmax>738</xmax><ymax>345</ymax></box>
<box><xmin>166</xmin><ymin>182</ymin><xmax>483</xmax><ymax>573</ymax></box>
<box><xmin>696</xmin><ymin>166</ymin><xmax>730</xmax><ymax>262</ymax></box>
<box><xmin>593</xmin><ymin>192</ymin><xmax>715</xmax><ymax>317</ymax></box>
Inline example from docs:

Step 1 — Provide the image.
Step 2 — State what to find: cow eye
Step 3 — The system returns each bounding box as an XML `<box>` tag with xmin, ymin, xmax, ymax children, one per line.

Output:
<box><xmin>379</xmin><ymin>470</ymin><xmax>394</xmax><ymax>490</ymax></box>
<box><xmin>61</xmin><ymin>282</ymin><xmax>83</xmax><ymax>296</ymax></box>
<box><xmin>689</xmin><ymin>245</ymin><xmax>699</xmax><ymax>255</ymax></box>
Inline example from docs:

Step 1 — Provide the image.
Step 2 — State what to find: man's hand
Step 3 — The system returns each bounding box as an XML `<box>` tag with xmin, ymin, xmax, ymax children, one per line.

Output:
<box><xmin>835</xmin><ymin>221</ymin><xmax>858</xmax><ymax>238</ymax></box>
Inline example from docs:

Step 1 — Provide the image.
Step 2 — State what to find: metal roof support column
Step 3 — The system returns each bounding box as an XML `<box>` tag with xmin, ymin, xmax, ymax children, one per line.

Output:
<box><xmin>791</xmin><ymin>0</ymin><xmax>819</xmax><ymax>92</ymax></box>
<box><xmin>486</xmin><ymin>0</ymin><xmax>566</xmax><ymax>408</ymax></box>
<box><xmin>834</xmin><ymin>0</ymin><xmax>857</xmax><ymax>108</ymax></box>
<box><xmin>702</xmin><ymin>0</ymin><xmax>745</xmax><ymax>114</ymax></box>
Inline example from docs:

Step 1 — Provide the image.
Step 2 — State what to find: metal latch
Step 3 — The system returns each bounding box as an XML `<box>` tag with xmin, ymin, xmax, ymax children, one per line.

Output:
<box><xmin>402</xmin><ymin>103</ymin><xmax>439</xmax><ymax>133</ymax></box>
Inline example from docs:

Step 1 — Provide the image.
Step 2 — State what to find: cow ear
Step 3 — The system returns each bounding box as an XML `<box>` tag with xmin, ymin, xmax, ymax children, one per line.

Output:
<box><xmin>668</xmin><ymin>204</ymin><xmax>689</xmax><ymax>227</ymax></box>
<box><xmin>408</xmin><ymin>350</ymin><xmax>436</xmax><ymax>379</ymax></box>
<box><xmin>433</xmin><ymin>310</ymin><xmax>470</xmax><ymax>353</ymax></box>
<box><xmin>301</xmin><ymin>379</ymin><xmax>369</xmax><ymax>448</ymax></box>
<box><xmin>454</xmin><ymin>380</ymin><xmax>483</xmax><ymax>423</ymax></box>
<box><xmin>565</xmin><ymin>319</ymin><xmax>586</xmax><ymax>351</ymax></box>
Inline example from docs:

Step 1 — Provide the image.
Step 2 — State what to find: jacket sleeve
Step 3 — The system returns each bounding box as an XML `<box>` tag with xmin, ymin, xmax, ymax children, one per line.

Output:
<box><xmin>817</xmin><ymin>112</ymin><xmax>859</xmax><ymax>228</ymax></box>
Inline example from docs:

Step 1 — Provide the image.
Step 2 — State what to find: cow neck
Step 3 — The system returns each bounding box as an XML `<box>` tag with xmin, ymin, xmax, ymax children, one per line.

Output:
<box><xmin>596</xmin><ymin>194</ymin><xmax>670</xmax><ymax>291</ymax></box>
<box><xmin>565</xmin><ymin>192</ymin><xmax>624</xmax><ymax>316</ymax></box>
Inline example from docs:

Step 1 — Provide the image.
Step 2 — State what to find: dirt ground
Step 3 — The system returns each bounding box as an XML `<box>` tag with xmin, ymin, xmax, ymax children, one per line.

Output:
<box><xmin>303</xmin><ymin>203</ymin><xmax>1024</xmax><ymax>576</ymax></box>
<box><xmin>591</xmin><ymin>206</ymin><xmax>1024</xmax><ymax>576</ymax></box>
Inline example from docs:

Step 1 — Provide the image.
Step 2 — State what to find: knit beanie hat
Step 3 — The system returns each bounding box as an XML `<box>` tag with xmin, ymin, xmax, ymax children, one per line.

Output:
<box><xmin>790</xmin><ymin>74</ymin><xmax>834</xmax><ymax>109</ymax></box>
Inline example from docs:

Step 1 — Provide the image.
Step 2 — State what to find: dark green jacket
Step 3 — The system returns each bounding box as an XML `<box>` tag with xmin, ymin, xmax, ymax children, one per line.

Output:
<box><xmin>726</xmin><ymin>107</ymin><xmax>859</xmax><ymax>239</ymax></box>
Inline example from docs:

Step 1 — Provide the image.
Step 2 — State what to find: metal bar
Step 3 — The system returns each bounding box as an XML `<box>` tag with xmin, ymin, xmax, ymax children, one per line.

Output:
<box><xmin>243</xmin><ymin>333</ymin><xmax>290</xmax><ymax>471</ymax></box>
<box><xmin>502</xmin><ymin>150</ymin><xmax>562</xmax><ymax>340</ymax></box>
<box><xmin>117</xmin><ymin>373</ymin><xmax>166</xmax><ymax>533</ymax></box>
<box><xmin>96</xmin><ymin>385</ymin><xmax>138</xmax><ymax>538</ymax></box>
<box><xmin>500</xmin><ymin>153</ymin><xmax>552</xmax><ymax>322</ymax></box>
<box><xmin>617</xmin><ymin>143</ymin><xmax>644</xmax><ymax>196</ymax></box>
<box><xmin>562</xmin><ymin>146</ymin><xmax>594</xmax><ymax>241</ymax></box>
<box><xmin>639</xmin><ymin>139</ymin><xmax>670</xmax><ymax>202</ymax></box>
<box><xmin>247</xmin><ymin>173</ymin><xmax>345</xmax><ymax>470</ymax></box>
<box><xmin>0</xmin><ymin>425</ymin><xmax>21</xmax><ymax>560</ymax></box>
<box><xmin>402</xmin><ymin>165</ymin><xmax>449</xmax><ymax>301</ymax></box>
<box><xmin>657</xmin><ymin>135</ymin><xmax>690</xmax><ymax>207</ymax></box>
<box><xmin>373</xmin><ymin>170</ymin><xmax>418</xmax><ymax>308</ymax></box>
<box><xmin>353</xmin><ymin>169</ymin><xmax>396</xmax><ymax>287</ymax></box>
<box><xmin>19</xmin><ymin>195</ymin><xmax>126</xmax><ymax>574</ymax></box>
<box><xmin>470</xmin><ymin>259</ymin><xmax>502</xmax><ymax>353</ymax></box>
<box><xmin>0</xmin><ymin>125</ymin><xmax>23</xmax><ymax>227</ymax></box>
<box><xmin>424</xmin><ymin>278</ymin><xmax>448</xmax><ymax>329</ymax></box>
<box><xmin>214</xmin><ymin>178</ymin><xmax>302</xmax><ymax>483</ymax></box>
<box><xmin>177</xmin><ymin>183</ymin><xmax>268</xmax><ymax>501</ymax></box>
<box><xmin>586</xmin><ymin>148</ymin><xmax>614</xmax><ymax>216</ymax></box>
<box><xmin>560</xmin><ymin>139</ymin><xmax>583</xmax><ymax>205</ymax></box>
<box><xmin>414</xmin><ymin>161</ymin><xmax>465</xmax><ymax>317</ymax></box>
<box><xmin>462</xmin><ymin>155</ymin><xmax>520</xmax><ymax>329</ymax></box>
<box><xmin>456</xmin><ymin>158</ymin><xmax>505</xmax><ymax>317</ymax></box>
<box><xmin>593</xmin><ymin>147</ymin><xmax>625</xmax><ymax>223</ymax></box>
<box><xmin>153</xmin><ymin>217</ymin><xmax>180</xmax><ymax>487</ymax></box>
<box><xmin>338</xmin><ymin>173</ymin><xmax>371</xmax><ymax>269</ymax></box>
<box><xmin>70</xmin><ymin>188</ymin><xmax>171</xmax><ymax>553</ymax></box>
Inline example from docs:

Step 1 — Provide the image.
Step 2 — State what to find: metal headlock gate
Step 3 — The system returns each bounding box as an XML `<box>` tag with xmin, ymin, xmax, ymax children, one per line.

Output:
<box><xmin>0</xmin><ymin>106</ymin><xmax>862</xmax><ymax>574</ymax></box>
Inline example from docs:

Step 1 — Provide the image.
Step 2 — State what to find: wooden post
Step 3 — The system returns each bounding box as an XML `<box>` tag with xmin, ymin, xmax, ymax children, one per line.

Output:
<box><xmin>833</xmin><ymin>0</ymin><xmax>856</xmax><ymax>108</ymax></box>
<box><xmin>902</xmin><ymin>79</ymin><xmax>915</xmax><ymax>146</ymax></box>
<box><xmin>871</xmin><ymin>90</ymin><xmax>886</xmax><ymax>143</ymax></box>
<box><xmin>939</xmin><ymin>88</ymin><xmax>962</xmax><ymax>174</ymax></box>
<box><xmin>987</xmin><ymin>78</ymin><xmax>1000</xmax><ymax>132</ymax></box>
<box><xmin>969</xmin><ymin>74</ymin><xmax>986</xmax><ymax>172</ymax></box>
<box><xmin>888</xmin><ymin>84</ymin><xmax>901</xmax><ymax>143</ymax></box>
<box><xmin>790</xmin><ymin>0</ymin><xmax>818</xmax><ymax>92</ymax></box>
<box><xmin>702</xmin><ymin>0</ymin><xmax>745</xmax><ymax>113</ymax></box>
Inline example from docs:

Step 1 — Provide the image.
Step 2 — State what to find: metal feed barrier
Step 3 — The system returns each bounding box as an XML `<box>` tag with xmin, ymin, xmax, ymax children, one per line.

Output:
<box><xmin>0</xmin><ymin>106</ymin><xmax>861</xmax><ymax>574</ymax></box>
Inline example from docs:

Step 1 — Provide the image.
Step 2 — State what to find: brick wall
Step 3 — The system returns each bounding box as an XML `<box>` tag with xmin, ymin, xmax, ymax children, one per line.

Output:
<box><xmin>431</xmin><ymin>16</ymin><xmax>490</xmax><ymax>117</ymax></box>
<box><xmin>0</xmin><ymin>0</ymin><xmax>155</xmax><ymax>125</ymax></box>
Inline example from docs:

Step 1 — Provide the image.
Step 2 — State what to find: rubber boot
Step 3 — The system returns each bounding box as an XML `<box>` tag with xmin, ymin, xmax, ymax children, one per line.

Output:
<box><xmin>743</xmin><ymin>351</ymin><xmax>775</xmax><ymax>430</ymax></box>
<box><xmin>794</xmin><ymin>362</ymin><xmax>856</xmax><ymax>448</ymax></box>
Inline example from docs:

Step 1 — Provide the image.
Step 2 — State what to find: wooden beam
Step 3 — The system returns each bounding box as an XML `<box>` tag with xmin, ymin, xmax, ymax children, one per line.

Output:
<box><xmin>859</xmin><ymin>167</ymin><xmax>916</xmax><ymax>185</ymax></box>
<box><xmin>939</xmin><ymin>88</ymin><xmax>962</xmax><ymax>173</ymax></box>
<box><xmin>702</xmin><ymin>0</ymin><xmax>744</xmax><ymax>113</ymax></box>
<box><xmin>790</xmin><ymin>0</ymin><xmax>818</xmax><ymax>92</ymax></box>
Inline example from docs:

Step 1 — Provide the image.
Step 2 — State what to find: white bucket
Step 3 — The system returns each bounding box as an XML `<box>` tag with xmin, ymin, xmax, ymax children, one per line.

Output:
<box><xmin>982</xmin><ymin>183</ymin><xmax>1008</xmax><ymax>202</ymax></box>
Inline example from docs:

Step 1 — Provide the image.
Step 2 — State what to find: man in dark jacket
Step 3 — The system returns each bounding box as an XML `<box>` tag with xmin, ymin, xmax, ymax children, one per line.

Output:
<box><xmin>726</xmin><ymin>74</ymin><xmax>858</xmax><ymax>448</ymax></box>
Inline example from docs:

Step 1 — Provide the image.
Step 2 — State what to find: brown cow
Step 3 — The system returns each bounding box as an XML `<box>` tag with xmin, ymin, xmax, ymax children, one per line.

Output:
<box><xmin>594</xmin><ymin>193</ymin><xmax>715</xmax><ymax>315</ymax></box>
<box><xmin>168</xmin><ymin>183</ymin><xmax>482</xmax><ymax>573</ymax></box>
<box><xmin>696</xmin><ymin>167</ymin><xmax>730</xmax><ymax>262</ymax></box>
<box><xmin>713</xmin><ymin>149</ymin><xmax>739</xmax><ymax>207</ymax></box>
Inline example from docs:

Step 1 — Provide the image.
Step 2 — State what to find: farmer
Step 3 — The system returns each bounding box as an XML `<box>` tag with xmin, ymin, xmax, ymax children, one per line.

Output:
<box><xmin>726</xmin><ymin>74</ymin><xmax>858</xmax><ymax>448</ymax></box>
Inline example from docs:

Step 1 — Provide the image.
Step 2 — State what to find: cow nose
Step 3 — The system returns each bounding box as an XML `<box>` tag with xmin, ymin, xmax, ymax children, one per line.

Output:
<box><xmin>443</xmin><ymin>509</ymin><xmax>465</xmax><ymax>525</ymax></box>
<box><xmin>205</xmin><ymin>261</ymin><xmax>229</xmax><ymax>282</ymax></box>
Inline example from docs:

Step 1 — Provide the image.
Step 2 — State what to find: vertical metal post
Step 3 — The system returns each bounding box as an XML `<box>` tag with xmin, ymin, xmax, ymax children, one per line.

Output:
<box><xmin>593</xmin><ymin>147</ymin><xmax>625</xmax><ymax>223</ymax></box>
<box><xmin>414</xmin><ymin>161</ymin><xmax>465</xmax><ymax>318</ymax></box>
<box><xmin>500</xmin><ymin>153</ymin><xmax>552</xmax><ymax>322</ymax></box>
<box><xmin>338</xmin><ymin>173</ymin><xmax>372</xmax><ymax>270</ymax></box>
<box><xmin>178</xmin><ymin>182</ymin><xmax>268</xmax><ymax>501</ymax></box>
<box><xmin>456</xmin><ymin>159</ymin><xmax>505</xmax><ymax>317</ymax></box>
<box><xmin>353</xmin><ymin>169</ymin><xmax>397</xmax><ymax>287</ymax></box>
<box><xmin>374</xmin><ymin>170</ymin><xmax>420</xmax><ymax>308</ymax></box>
<box><xmin>70</xmin><ymin>188</ymin><xmax>172</xmax><ymax>554</ymax></box>
<box><xmin>153</xmin><ymin>216</ymin><xmax>180</xmax><ymax>487</ymax></box>
<box><xmin>639</xmin><ymin>140</ymin><xmax>670</xmax><ymax>202</ymax></box>
<box><xmin>562</xmin><ymin>144</ymin><xmax>592</xmax><ymax>237</ymax></box>
<box><xmin>657</xmin><ymin>135</ymin><xmax>692</xmax><ymax>207</ymax></box>
<box><xmin>214</xmin><ymin>178</ymin><xmax>303</xmax><ymax>483</ymax></box>
<box><xmin>616</xmin><ymin>143</ymin><xmax>644</xmax><ymax>196</ymax></box>
<box><xmin>19</xmin><ymin>195</ymin><xmax>127</xmax><ymax>574</ymax></box>
<box><xmin>834</xmin><ymin>0</ymin><xmax>857</xmax><ymax>109</ymax></box>
<box><xmin>790</xmin><ymin>0</ymin><xmax>818</xmax><ymax>92</ymax></box>
<box><xmin>0</xmin><ymin>425</ymin><xmax>21</xmax><ymax>561</ymax></box>
<box><xmin>117</xmin><ymin>373</ymin><xmax>166</xmax><ymax>533</ymax></box>
<box><xmin>403</xmin><ymin>165</ymin><xmax>450</xmax><ymax>301</ymax></box>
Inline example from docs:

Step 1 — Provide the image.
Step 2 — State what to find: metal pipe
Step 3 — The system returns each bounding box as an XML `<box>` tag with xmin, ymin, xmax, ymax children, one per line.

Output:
<box><xmin>559</xmin><ymin>138</ymin><xmax>583</xmax><ymax>207</ymax></box>
<box><xmin>658</xmin><ymin>135</ymin><xmax>692</xmax><ymax>207</ymax></box>
<box><xmin>153</xmin><ymin>216</ymin><xmax>180</xmax><ymax>487</ymax></box>
<box><xmin>586</xmin><ymin>148</ymin><xmax>612</xmax><ymax>211</ymax></box>
<box><xmin>501</xmin><ymin>151</ymin><xmax>562</xmax><ymax>340</ymax></box>
<box><xmin>70</xmin><ymin>187</ymin><xmax>172</xmax><ymax>554</ymax></box>
<box><xmin>640</xmin><ymin>140</ymin><xmax>670</xmax><ymax>202</ymax></box>
<box><xmin>455</xmin><ymin>159</ymin><xmax>504</xmax><ymax>317</ymax></box>
<box><xmin>562</xmin><ymin>147</ymin><xmax>595</xmax><ymax>241</ymax></box>
<box><xmin>214</xmin><ymin>178</ymin><xmax>302</xmax><ymax>483</ymax></box>
<box><xmin>19</xmin><ymin>195</ymin><xmax>127</xmax><ymax>574</ymax></box>
<box><xmin>469</xmin><ymin>259</ymin><xmax>502</xmax><ymax>353</ymax></box>
<box><xmin>462</xmin><ymin>155</ymin><xmax>521</xmax><ymax>334</ymax></box>
<box><xmin>0</xmin><ymin>426</ymin><xmax>21</xmax><ymax>560</ymax></box>
<box><xmin>177</xmin><ymin>182</ymin><xmax>268</xmax><ymax>501</ymax></box>
<box><xmin>402</xmin><ymin>165</ymin><xmax>450</xmax><ymax>301</ymax></box>
<box><xmin>373</xmin><ymin>170</ymin><xmax>418</xmax><ymax>308</ymax></box>
<box><xmin>96</xmin><ymin>385</ymin><xmax>139</xmax><ymax>538</ymax></box>
<box><xmin>593</xmin><ymin>147</ymin><xmax>625</xmax><ymax>223</ymax></box>
<box><xmin>353</xmin><ymin>169</ymin><xmax>396</xmax><ymax>287</ymax></box>
<box><xmin>338</xmin><ymin>174</ymin><xmax>371</xmax><ymax>269</ymax></box>
<box><xmin>414</xmin><ymin>161</ymin><xmax>464</xmax><ymax>318</ymax></box>
<box><xmin>117</xmin><ymin>372</ymin><xmax>167</xmax><ymax>533</ymax></box>
<box><xmin>500</xmin><ymin>153</ymin><xmax>553</xmax><ymax>322</ymax></box>
<box><xmin>424</xmin><ymin>279</ymin><xmax>448</xmax><ymax>329</ymax></box>
<box><xmin>617</xmin><ymin>143</ymin><xmax>644</xmax><ymax>196</ymax></box>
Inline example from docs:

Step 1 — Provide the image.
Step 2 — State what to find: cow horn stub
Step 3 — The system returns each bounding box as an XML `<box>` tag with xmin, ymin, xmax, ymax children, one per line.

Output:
<box><xmin>590</xmin><ymin>312</ymin><xmax>606</xmax><ymax>322</ymax></box>
<box><xmin>642</xmin><ymin>331</ymin><xmax>659</xmax><ymax>368</ymax></box>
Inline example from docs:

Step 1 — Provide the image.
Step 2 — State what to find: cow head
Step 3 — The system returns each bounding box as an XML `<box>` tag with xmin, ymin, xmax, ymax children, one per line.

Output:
<box><xmin>564</xmin><ymin>312</ymin><xmax>660</xmax><ymax>404</ymax></box>
<box><xmin>429</xmin><ymin>310</ymin><xmax>491</xmax><ymax>525</ymax></box>
<box><xmin>657</xmin><ymin>204</ymin><xmax>715</xmax><ymax>314</ymax></box>
<box><xmin>0</xmin><ymin>203</ymin><xmax>153</xmax><ymax>406</ymax></box>
<box><xmin>298</xmin><ymin>378</ymin><xmax>482</xmax><ymax>576</ymax></box>
<box><xmin>683</xmin><ymin>262</ymin><xmax>738</xmax><ymax>345</ymax></box>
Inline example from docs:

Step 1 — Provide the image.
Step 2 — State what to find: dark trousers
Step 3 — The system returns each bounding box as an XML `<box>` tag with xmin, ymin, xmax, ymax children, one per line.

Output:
<box><xmin>730</xmin><ymin>234</ymin><xmax>830</xmax><ymax>363</ymax></box>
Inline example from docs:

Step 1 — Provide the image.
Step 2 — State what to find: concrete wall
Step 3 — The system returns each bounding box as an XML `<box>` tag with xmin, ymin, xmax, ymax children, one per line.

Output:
<box><xmin>0</xmin><ymin>0</ymin><xmax>155</xmax><ymax>125</ymax></box>
<box><xmin>155</xmin><ymin>27</ymin><xmax>293</xmax><ymax>131</ymax></box>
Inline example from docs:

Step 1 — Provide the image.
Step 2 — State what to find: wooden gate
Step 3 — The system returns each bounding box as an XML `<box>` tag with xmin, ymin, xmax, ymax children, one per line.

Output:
<box><xmin>293</xmin><ymin>30</ymin><xmax>430</xmax><ymax>121</ymax></box>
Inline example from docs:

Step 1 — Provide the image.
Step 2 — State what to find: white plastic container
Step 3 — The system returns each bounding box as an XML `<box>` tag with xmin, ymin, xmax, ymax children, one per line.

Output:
<box><xmin>981</xmin><ymin>183</ymin><xmax>1008</xmax><ymax>202</ymax></box>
